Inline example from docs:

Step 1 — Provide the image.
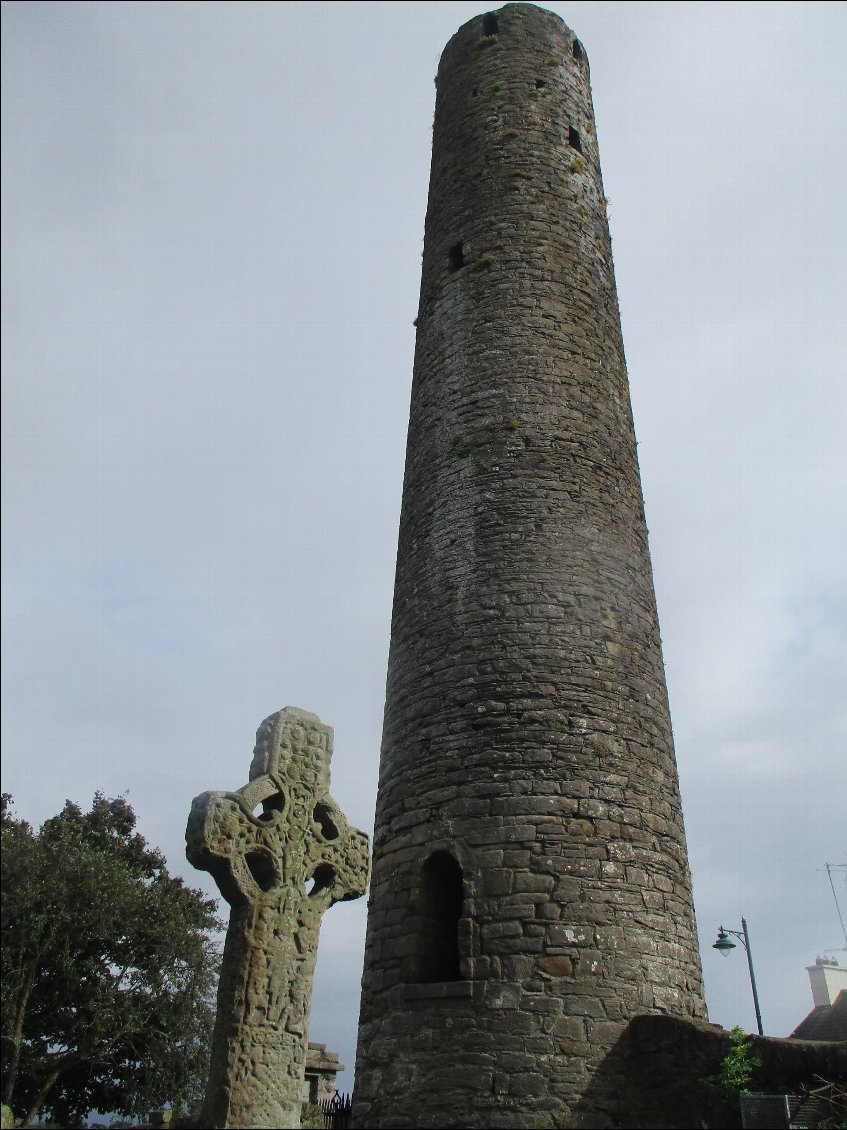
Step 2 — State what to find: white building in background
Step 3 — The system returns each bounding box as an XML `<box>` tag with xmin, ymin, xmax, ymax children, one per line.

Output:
<box><xmin>790</xmin><ymin>957</ymin><xmax>847</xmax><ymax>1040</ymax></box>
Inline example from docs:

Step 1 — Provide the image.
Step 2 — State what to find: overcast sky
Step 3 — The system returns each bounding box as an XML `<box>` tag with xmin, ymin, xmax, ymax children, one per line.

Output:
<box><xmin>3</xmin><ymin>0</ymin><xmax>846</xmax><ymax>1096</ymax></box>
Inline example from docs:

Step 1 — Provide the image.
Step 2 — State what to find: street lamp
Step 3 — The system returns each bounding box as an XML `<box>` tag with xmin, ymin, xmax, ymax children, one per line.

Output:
<box><xmin>712</xmin><ymin>916</ymin><xmax>764</xmax><ymax>1035</ymax></box>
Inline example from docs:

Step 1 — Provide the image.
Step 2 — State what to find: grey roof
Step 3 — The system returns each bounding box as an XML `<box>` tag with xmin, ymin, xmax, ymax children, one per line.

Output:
<box><xmin>790</xmin><ymin>989</ymin><xmax>847</xmax><ymax>1042</ymax></box>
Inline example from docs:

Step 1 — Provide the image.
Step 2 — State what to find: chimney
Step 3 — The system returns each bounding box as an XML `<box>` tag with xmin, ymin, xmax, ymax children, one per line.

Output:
<box><xmin>807</xmin><ymin>957</ymin><xmax>847</xmax><ymax>1007</ymax></box>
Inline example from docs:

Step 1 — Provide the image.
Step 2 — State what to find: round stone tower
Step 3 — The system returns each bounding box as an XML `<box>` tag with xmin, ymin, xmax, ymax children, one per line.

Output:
<box><xmin>354</xmin><ymin>5</ymin><xmax>707</xmax><ymax>1127</ymax></box>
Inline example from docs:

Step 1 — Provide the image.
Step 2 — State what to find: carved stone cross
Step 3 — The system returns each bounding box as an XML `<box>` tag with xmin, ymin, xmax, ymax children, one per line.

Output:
<box><xmin>186</xmin><ymin>707</ymin><xmax>370</xmax><ymax>1130</ymax></box>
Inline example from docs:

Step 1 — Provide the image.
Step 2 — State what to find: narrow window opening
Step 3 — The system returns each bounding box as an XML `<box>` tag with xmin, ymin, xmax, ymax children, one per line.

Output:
<box><xmin>417</xmin><ymin>851</ymin><xmax>463</xmax><ymax>982</ymax></box>
<box><xmin>482</xmin><ymin>12</ymin><xmax>499</xmax><ymax>36</ymax></box>
<box><xmin>573</xmin><ymin>38</ymin><xmax>584</xmax><ymax>61</ymax></box>
<box><xmin>568</xmin><ymin>125</ymin><xmax>582</xmax><ymax>152</ymax></box>
<box><xmin>448</xmin><ymin>242</ymin><xmax>464</xmax><ymax>272</ymax></box>
<box><xmin>535</xmin><ymin>78</ymin><xmax>547</xmax><ymax>89</ymax></box>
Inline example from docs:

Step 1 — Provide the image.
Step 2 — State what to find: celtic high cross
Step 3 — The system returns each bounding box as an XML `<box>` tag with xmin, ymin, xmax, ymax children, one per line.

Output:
<box><xmin>186</xmin><ymin>707</ymin><xmax>370</xmax><ymax>1129</ymax></box>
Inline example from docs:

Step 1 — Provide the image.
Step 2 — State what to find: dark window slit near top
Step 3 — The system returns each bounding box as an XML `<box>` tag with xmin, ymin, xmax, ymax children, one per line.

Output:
<box><xmin>573</xmin><ymin>38</ymin><xmax>585</xmax><ymax>61</ymax></box>
<box><xmin>535</xmin><ymin>78</ymin><xmax>547</xmax><ymax>89</ymax></box>
<box><xmin>482</xmin><ymin>12</ymin><xmax>499</xmax><ymax>36</ymax></box>
<box><xmin>569</xmin><ymin>126</ymin><xmax>582</xmax><ymax>152</ymax></box>
<box><xmin>448</xmin><ymin>242</ymin><xmax>464</xmax><ymax>272</ymax></box>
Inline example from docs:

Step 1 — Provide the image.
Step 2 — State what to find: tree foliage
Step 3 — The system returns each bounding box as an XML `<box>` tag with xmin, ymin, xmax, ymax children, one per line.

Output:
<box><xmin>712</xmin><ymin>1026</ymin><xmax>762</xmax><ymax>1093</ymax></box>
<box><xmin>1</xmin><ymin>793</ymin><xmax>222</xmax><ymax>1128</ymax></box>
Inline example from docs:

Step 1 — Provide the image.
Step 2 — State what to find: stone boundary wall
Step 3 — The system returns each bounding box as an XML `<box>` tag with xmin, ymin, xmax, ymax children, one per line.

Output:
<box><xmin>582</xmin><ymin>1014</ymin><xmax>847</xmax><ymax>1129</ymax></box>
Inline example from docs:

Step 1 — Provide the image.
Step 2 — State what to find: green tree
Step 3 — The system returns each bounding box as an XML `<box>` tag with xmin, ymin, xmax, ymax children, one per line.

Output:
<box><xmin>712</xmin><ymin>1026</ymin><xmax>762</xmax><ymax>1093</ymax></box>
<box><xmin>1</xmin><ymin>793</ymin><xmax>222</xmax><ymax>1128</ymax></box>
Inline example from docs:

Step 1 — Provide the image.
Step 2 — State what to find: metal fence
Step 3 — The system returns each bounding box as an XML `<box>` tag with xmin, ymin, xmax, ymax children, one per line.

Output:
<box><xmin>319</xmin><ymin>1092</ymin><xmax>353</xmax><ymax>1130</ymax></box>
<box><xmin>740</xmin><ymin>1091</ymin><xmax>841</xmax><ymax>1130</ymax></box>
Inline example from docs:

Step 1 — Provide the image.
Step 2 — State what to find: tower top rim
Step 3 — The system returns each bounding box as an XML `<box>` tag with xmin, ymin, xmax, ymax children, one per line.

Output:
<box><xmin>439</xmin><ymin>3</ymin><xmax>587</xmax><ymax>74</ymax></box>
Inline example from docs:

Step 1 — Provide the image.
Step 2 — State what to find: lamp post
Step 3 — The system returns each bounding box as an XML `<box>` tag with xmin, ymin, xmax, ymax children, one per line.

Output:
<box><xmin>712</xmin><ymin>916</ymin><xmax>764</xmax><ymax>1035</ymax></box>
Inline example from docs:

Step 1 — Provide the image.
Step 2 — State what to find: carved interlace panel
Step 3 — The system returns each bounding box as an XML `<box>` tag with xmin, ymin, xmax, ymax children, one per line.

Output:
<box><xmin>186</xmin><ymin>707</ymin><xmax>370</xmax><ymax>1130</ymax></box>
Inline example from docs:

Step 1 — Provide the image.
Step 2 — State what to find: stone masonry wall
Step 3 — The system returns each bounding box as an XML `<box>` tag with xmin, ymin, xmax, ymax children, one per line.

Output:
<box><xmin>354</xmin><ymin>6</ymin><xmax>707</xmax><ymax>1127</ymax></box>
<box><xmin>590</xmin><ymin>1015</ymin><xmax>847</xmax><ymax>1128</ymax></box>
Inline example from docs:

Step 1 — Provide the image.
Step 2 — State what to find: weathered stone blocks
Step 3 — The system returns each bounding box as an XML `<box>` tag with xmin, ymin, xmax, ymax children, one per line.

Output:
<box><xmin>187</xmin><ymin>708</ymin><xmax>369</xmax><ymax>1129</ymax></box>
<box><xmin>354</xmin><ymin>5</ymin><xmax>706</xmax><ymax>1127</ymax></box>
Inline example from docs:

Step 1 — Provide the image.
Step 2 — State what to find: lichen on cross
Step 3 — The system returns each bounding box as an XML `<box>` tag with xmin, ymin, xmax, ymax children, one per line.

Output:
<box><xmin>186</xmin><ymin>707</ymin><xmax>370</xmax><ymax>1130</ymax></box>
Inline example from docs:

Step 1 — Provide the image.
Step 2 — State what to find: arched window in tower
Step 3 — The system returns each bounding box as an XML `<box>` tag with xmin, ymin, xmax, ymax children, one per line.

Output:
<box><xmin>416</xmin><ymin>851</ymin><xmax>464</xmax><ymax>982</ymax></box>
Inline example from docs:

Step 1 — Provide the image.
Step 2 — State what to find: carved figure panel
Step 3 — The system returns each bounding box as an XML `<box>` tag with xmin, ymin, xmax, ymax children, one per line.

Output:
<box><xmin>187</xmin><ymin>707</ymin><xmax>369</xmax><ymax>1130</ymax></box>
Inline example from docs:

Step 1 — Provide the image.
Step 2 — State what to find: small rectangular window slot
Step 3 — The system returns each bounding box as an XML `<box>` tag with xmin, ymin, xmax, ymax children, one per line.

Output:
<box><xmin>568</xmin><ymin>126</ymin><xmax>582</xmax><ymax>152</ymax></box>
<box><xmin>482</xmin><ymin>13</ymin><xmax>499</xmax><ymax>36</ymax></box>
<box><xmin>448</xmin><ymin>242</ymin><xmax>464</xmax><ymax>272</ymax></box>
<box><xmin>414</xmin><ymin>851</ymin><xmax>464</xmax><ymax>984</ymax></box>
